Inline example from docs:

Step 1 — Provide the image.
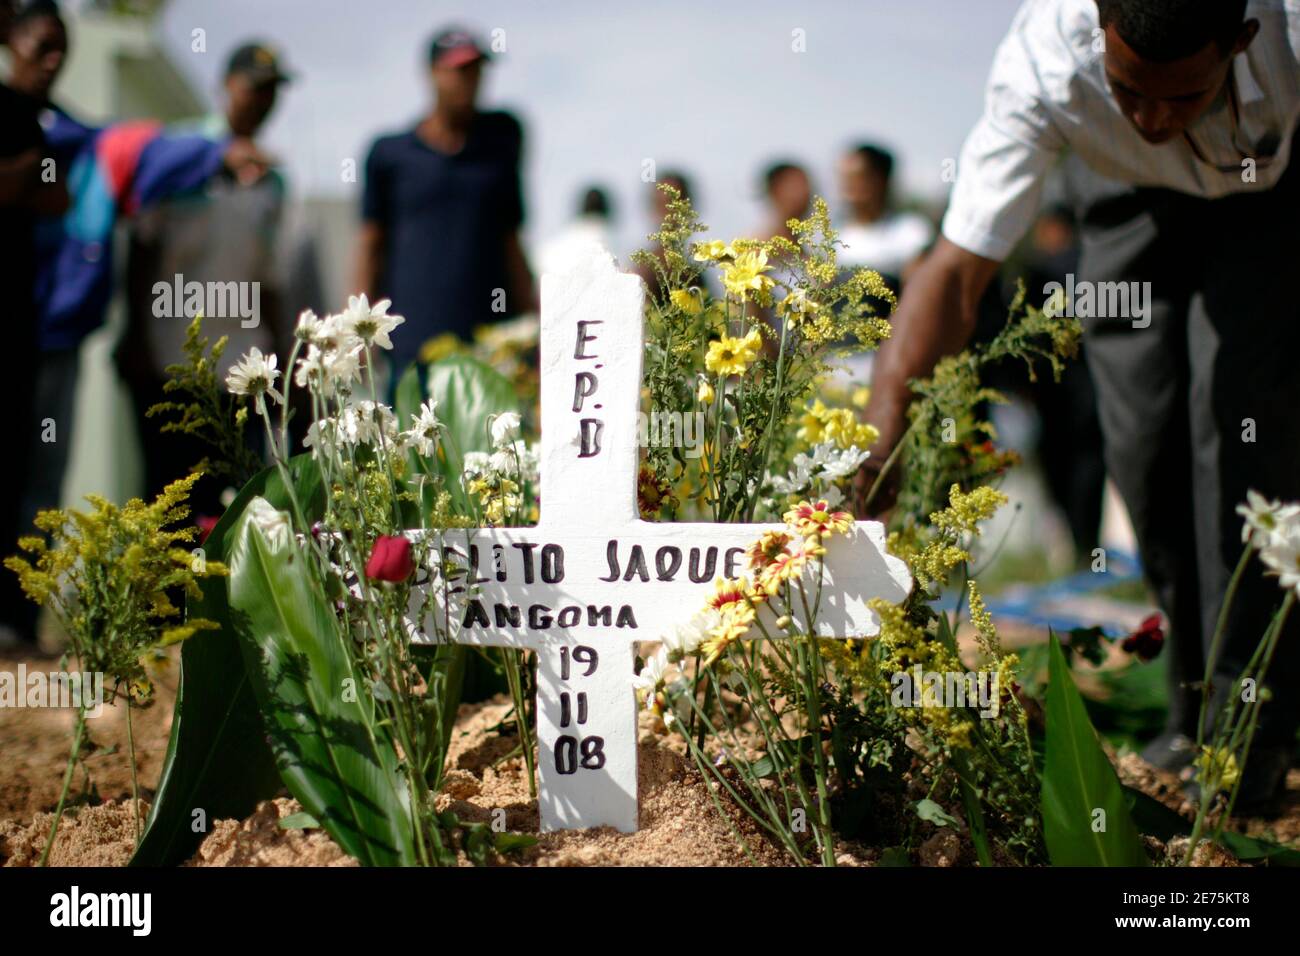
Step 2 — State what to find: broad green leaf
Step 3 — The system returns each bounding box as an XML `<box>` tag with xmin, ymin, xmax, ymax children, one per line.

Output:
<box><xmin>132</xmin><ymin>455</ymin><xmax>325</xmax><ymax>867</ymax></box>
<box><xmin>1219</xmin><ymin>831</ymin><xmax>1300</xmax><ymax>866</ymax></box>
<box><xmin>915</xmin><ymin>798</ymin><xmax>960</xmax><ymax>828</ymax></box>
<box><xmin>227</xmin><ymin>497</ymin><xmax>417</xmax><ymax>866</ymax></box>
<box><xmin>396</xmin><ymin>355</ymin><xmax>518</xmax><ymax>514</ymax></box>
<box><xmin>1041</xmin><ymin>633</ymin><xmax>1149</xmax><ymax>866</ymax></box>
<box><xmin>396</xmin><ymin>356</ymin><xmax>519</xmax><ymax>710</ymax></box>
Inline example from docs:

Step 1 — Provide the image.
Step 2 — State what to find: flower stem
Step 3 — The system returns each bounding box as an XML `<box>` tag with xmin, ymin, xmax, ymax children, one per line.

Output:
<box><xmin>40</xmin><ymin>707</ymin><xmax>86</xmax><ymax>867</ymax></box>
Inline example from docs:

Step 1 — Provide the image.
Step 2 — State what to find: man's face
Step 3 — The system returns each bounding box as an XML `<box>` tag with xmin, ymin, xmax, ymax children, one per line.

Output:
<box><xmin>225</xmin><ymin>73</ymin><xmax>278</xmax><ymax>137</ymax></box>
<box><xmin>432</xmin><ymin>57</ymin><xmax>482</xmax><ymax>116</ymax></box>
<box><xmin>8</xmin><ymin>14</ymin><xmax>67</xmax><ymax>101</ymax></box>
<box><xmin>838</xmin><ymin>153</ymin><xmax>886</xmax><ymax>213</ymax></box>
<box><xmin>769</xmin><ymin>168</ymin><xmax>811</xmax><ymax>220</ymax></box>
<box><xmin>1103</xmin><ymin>23</ymin><xmax>1254</xmax><ymax>145</ymax></box>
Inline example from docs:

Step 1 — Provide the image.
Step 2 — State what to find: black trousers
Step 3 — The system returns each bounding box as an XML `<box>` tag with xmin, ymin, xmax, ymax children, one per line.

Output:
<box><xmin>1076</xmin><ymin>157</ymin><xmax>1300</xmax><ymax>746</ymax></box>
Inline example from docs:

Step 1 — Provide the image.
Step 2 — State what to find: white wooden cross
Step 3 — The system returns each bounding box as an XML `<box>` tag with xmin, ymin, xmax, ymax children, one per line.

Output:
<box><xmin>410</xmin><ymin>249</ymin><xmax>911</xmax><ymax>833</ymax></box>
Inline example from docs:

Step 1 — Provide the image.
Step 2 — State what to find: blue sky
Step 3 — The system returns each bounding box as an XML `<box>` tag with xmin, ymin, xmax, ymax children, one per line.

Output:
<box><xmin>160</xmin><ymin>0</ymin><xmax>1024</xmax><ymax>256</ymax></box>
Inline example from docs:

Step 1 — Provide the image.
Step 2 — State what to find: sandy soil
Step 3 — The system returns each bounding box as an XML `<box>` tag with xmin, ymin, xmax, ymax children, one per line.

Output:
<box><xmin>2</xmin><ymin>648</ymin><xmax>1297</xmax><ymax>867</ymax></box>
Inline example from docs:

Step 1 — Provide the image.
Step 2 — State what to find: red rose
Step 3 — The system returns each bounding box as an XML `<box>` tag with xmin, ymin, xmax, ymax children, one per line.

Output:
<box><xmin>365</xmin><ymin>535</ymin><xmax>413</xmax><ymax>583</ymax></box>
<box><xmin>1121</xmin><ymin>613</ymin><xmax>1165</xmax><ymax>661</ymax></box>
<box><xmin>197</xmin><ymin>514</ymin><xmax>220</xmax><ymax>544</ymax></box>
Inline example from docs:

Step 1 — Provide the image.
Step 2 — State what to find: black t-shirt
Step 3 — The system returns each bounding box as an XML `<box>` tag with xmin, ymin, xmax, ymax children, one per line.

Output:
<box><xmin>361</xmin><ymin>110</ymin><xmax>525</xmax><ymax>371</ymax></box>
<box><xmin>1</xmin><ymin>82</ymin><xmax>44</xmax><ymax>340</ymax></box>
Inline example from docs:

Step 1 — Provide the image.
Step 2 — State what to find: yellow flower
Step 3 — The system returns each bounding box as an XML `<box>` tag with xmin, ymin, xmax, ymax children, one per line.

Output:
<box><xmin>706</xmin><ymin>575</ymin><xmax>760</xmax><ymax>616</ymax></box>
<box><xmin>1195</xmin><ymin>746</ymin><xmax>1240</xmax><ymax>791</ymax></box>
<box><xmin>851</xmin><ymin>386</ymin><xmax>871</xmax><ymax>409</ymax></box>
<box><xmin>796</xmin><ymin>400</ymin><xmax>878</xmax><ymax>450</ymax></box>
<box><xmin>704</xmin><ymin>327</ymin><xmax>762</xmax><ymax>376</ymax></box>
<box><xmin>692</xmin><ymin>239</ymin><xmax>736</xmax><ymax>262</ymax></box>
<box><xmin>746</xmin><ymin>529</ymin><xmax>794</xmax><ymax>573</ymax></box>
<box><xmin>784</xmin><ymin>499</ymin><xmax>854</xmax><ymax>539</ymax></box>
<box><xmin>929</xmin><ymin>484</ymin><xmax>1008</xmax><ymax>535</ymax></box>
<box><xmin>697</xmin><ymin>377</ymin><xmax>715</xmax><ymax>403</ymax></box>
<box><xmin>721</xmin><ymin>249</ymin><xmax>774</xmax><ymax>300</ymax></box>
<box><xmin>755</xmin><ymin>534</ymin><xmax>825</xmax><ymax>595</ymax></box>
<box><xmin>669</xmin><ymin>287</ymin><xmax>705</xmax><ymax>315</ymax></box>
<box><xmin>797</xmin><ymin>400</ymin><xmax>829</xmax><ymax>444</ymax></box>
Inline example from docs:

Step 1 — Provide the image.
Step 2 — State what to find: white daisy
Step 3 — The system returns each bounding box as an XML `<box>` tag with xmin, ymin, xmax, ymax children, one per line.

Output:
<box><xmin>406</xmin><ymin>400</ymin><xmax>442</xmax><ymax>457</ymax></box>
<box><xmin>294</xmin><ymin>309</ymin><xmax>324</xmax><ymax>342</ymax></box>
<box><xmin>490</xmin><ymin>411</ymin><xmax>521</xmax><ymax>448</ymax></box>
<box><xmin>631</xmin><ymin>648</ymin><xmax>668</xmax><ymax>698</ymax></box>
<box><xmin>1259</xmin><ymin>525</ymin><xmax>1300</xmax><ymax>596</ymax></box>
<box><xmin>1236</xmin><ymin>489</ymin><xmax>1300</xmax><ymax>547</ymax></box>
<box><xmin>339</xmin><ymin>294</ymin><xmax>405</xmax><ymax>351</ymax></box>
<box><xmin>225</xmin><ymin>347</ymin><xmax>283</xmax><ymax>409</ymax></box>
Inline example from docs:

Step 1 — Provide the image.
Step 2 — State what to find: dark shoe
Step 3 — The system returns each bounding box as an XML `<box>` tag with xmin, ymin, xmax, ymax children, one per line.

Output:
<box><xmin>1140</xmin><ymin>731</ymin><xmax>1197</xmax><ymax>772</ymax></box>
<box><xmin>1181</xmin><ymin>743</ymin><xmax>1292</xmax><ymax>818</ymax></box>
<box><xmin>1231</xmin><ymin>744</ymin><xmax>1292</xmax><ymax>818</ymax></box>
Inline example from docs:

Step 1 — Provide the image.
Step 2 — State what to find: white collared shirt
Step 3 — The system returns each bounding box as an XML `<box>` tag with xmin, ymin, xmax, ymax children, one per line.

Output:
<box><xmin>941</xmin><ymin>0</ymin><xmax>1300</xmax><ymax>260</ymax></box>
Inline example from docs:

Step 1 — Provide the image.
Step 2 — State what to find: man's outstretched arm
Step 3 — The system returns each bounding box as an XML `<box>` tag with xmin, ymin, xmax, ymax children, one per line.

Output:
<box><xmin>854</xmin><ymin>237</ymin><xmax>1002</xmax><ymax>515</ymax></box>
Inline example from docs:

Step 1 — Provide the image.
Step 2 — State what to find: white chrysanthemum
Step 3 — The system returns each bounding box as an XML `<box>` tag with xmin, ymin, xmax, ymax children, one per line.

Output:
<box><xmin>339</xmin><ymin>294</ymin><xmax>405</xmax><ymax>351</ymax></box>
<box><xmin>225</xmin><ymin>347</ymin><xmax>282</xmax><ymax>409</ymax></box>
<box><xmin>661</xmin><ymin>613</ymin><xmax>711</xmax><ymax>661</ymax></box>
<box><xmin>489</xmin><ymin>448</ymin><xmax>518</xmax><ymax>476</ymax></box>
<box><xmin>462</xmin><ymin>451</ymin><xmax>492</xmax><ymax>479</ymax></box>
<box><xmin>405</xmin><ymin>400</ymin><xmax>441</xmax><ymax>457</ymax></box>
<box><xmin>820</xmin><ymin>444</ymin><xmax>870</xmax><ymax>480</ymax></box>
<box><xmin>490</xmin><ymin>411</ymin><xmax>521</xmax><ymax>448</ymax></box>
<box><xmin>631</xmin><ymin>648</ymin><xmax>668</xmax><ymax>697</ymax></box>
<box><xmin>310</xmin><ymin>311</ymin><xmax>363</xmax><ymax>354</ymax></box>
<box><xmin>294</xmin><ymin>309</ymin><xmax>324</xmax><ymax>342</ymax></box>
<box><xmin>1259</xmin><ymin>525</ymin><xmax>1300</xmax><ymax>595</ymax></box>
<box><xmin>1236</xmin><ymin>490</ymin><xmax>1300</xmax><ymax>547</ymax></box>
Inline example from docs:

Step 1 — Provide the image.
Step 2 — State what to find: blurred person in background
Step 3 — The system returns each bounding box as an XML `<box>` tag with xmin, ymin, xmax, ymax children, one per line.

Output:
<box><xmin>836</xmin><ymin>143</ymin><xmax>934</xmax><ymax>292</ymax></box>
<box><xmin>760</xmin><ymin>160</ymin><xmax>812</xmax><ymax>243</ymax></box>
<box><xmin>538</xmin><ymin>184</ymin><xmax>614</xmax><ymax>275</ymax></box>
<box><xmin>11</xmin><ymin>0</ymin><xmax>275</xmax><ymax>555</ymax></box>
<box><xmin>0</xmin><ymin>0</ymin><xmax>67</xmax><ymax>649</ymax></box>
<box><xmin>356</xmin><ymin>27</ymin><xmax>534</xmax><ymax>377</ymax></box>
<box><xmin>632</xmin><ymin>169</ymin><xmax>696</xmax><ymax>301</ymax></box>
<box><xmin>857</xmin><ymin>0</ymin><xmax>1300</xmax><ymax>809</ymax></box>
<box><xmin>117</xmin><ymin>42</ymin><xmax>293</xmax><ymax>518</ymax></box>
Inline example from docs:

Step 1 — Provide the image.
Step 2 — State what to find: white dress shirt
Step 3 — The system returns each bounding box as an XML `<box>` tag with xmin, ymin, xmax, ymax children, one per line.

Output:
<box><xmin>942</xmin><ymin>0</ymin><xmax>1300</xmax><ymax>260</ymax></box>
<box><xmin>838</xmin><ymin>212</ymin><xmax>935</xmax><ymax>279</ymax></box>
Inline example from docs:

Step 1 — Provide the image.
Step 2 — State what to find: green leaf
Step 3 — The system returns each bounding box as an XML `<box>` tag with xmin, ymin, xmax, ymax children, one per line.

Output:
<box><xmin>1123</xmin><ymin>784</ymin><xmax>1191</xmax><ymax>842</ymax></box>
<box><xmin>227</xmin><ymin>496</ymin><xmax>417</xmax><ymax>866</ymax></box>
<box><xmin>132</xmin><ymin>455</ymin><xmax>325</xmax><ymax>867</ymax></box>
<box><xmin>397</xmin><ymin>356</ymin><xmax>518</xmax><ymax>707</ymax></box>
<box><xmin>494</xmin><ymin>833</ymin><xmax>539</xmax><ymax>854</ymax></box>
<box><xmin>915</xmin><ymin>798</ymin><xmax>960</xmax><ymax>829</ymax></box>
<box><xmin>397</xmin><ymin>355</ymin><xmax>518</xmax><ymax>514</ymax></box>
<box><xmin>1218</xmin><ymin>831</ymin><xmax>1300</xmax><ymax>867</ymax></box>
<box><xmin>877</xmin><ymin>846</ymin><xmax>912</xmax><ymax>867</ymax></box>
<box><xmin>1041</xmin><ymin>632</ymin><xmax>1149</xmax><ymax>866</ymax></box>
<box><xmin>278</xmin><ymin>811</ymin><xmax>320</xmax><ymax>830</ymax></box>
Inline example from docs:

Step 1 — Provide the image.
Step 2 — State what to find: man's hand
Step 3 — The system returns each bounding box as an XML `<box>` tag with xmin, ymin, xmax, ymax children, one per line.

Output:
<box><xmin>223</xmin><ymin>137</ymin><xmax>277</xmax><ymax>186</ymax></box>
<box><xmin>853</xmin><ymin>393</ymin><xmax>909</xmax><ymax>518</ymax></box>
<box><xmin>850</xmin><ymin>237</ymin><xmax>1002</xmax><ymax>518</ymax></box>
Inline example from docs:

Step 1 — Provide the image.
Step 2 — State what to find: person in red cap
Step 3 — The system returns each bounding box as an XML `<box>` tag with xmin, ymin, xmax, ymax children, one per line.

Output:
<box><xmin>355</xmin><ymin>27</ymin><xmax>535</xmax><ymax>375</ymax></box>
